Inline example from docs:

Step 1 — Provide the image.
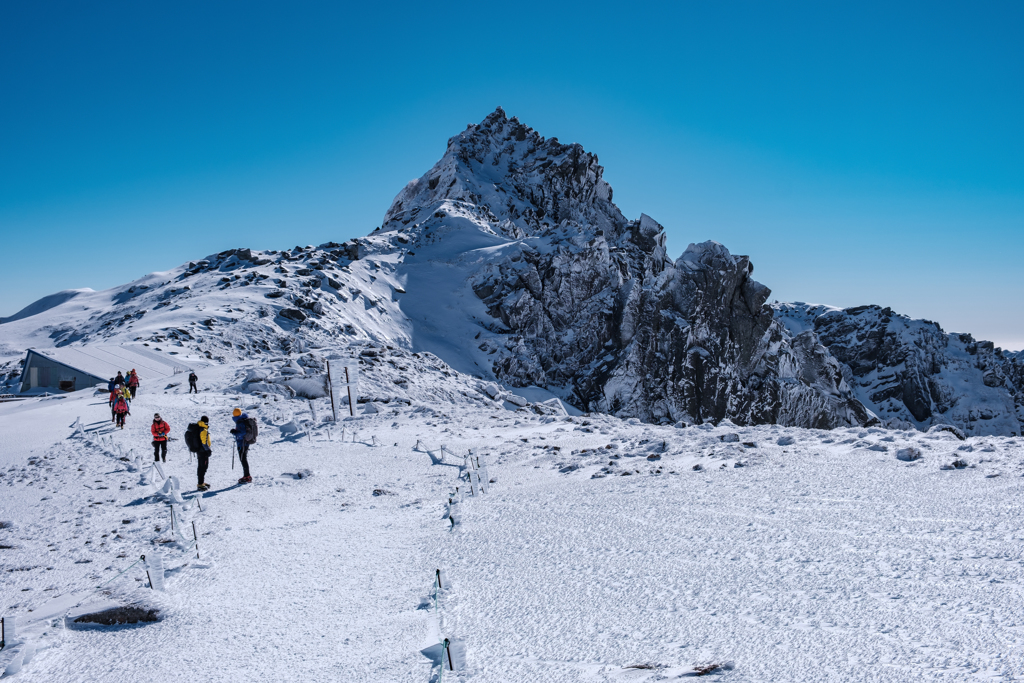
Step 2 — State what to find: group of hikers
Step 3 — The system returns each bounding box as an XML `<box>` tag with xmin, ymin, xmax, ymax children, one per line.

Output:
<box><xmin>107</xmin><ymin>370</ymin><xmax>140</xmax><ymax>429</ymax></box>
<box><xmin>150</xmin><ymin>408</ymin><xmax>257</xmax><ymax>491</ymax></box>
<box><xmin>106</xmin><ymin>370</ymin><xmax>200</xmax><ymax>428</ymax></box>
<box><xmin>102</xmin><ymin>367</ymin><xmax>255</xmax><ymax>491</ymax></box>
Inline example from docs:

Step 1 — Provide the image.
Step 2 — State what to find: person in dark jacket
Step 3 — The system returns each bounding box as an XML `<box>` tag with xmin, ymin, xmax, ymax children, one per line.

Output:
<box><xmin>151</xmin><ymin>413</ymin><xmax>170</xmax><ymax>462</ymax></box>
<box><xmin>230</xmin><ymin>408</ymin><xmax>252</xmax><ymax>484</ymax></box>
<box><xmin>188</xmin><ymin>371</ymin><xmax>198</xmax><ymax>394</ymax></box>
<box><xmin>114</xmin><ymin>371</ymin><xmax>125</xmax><ymax>389</ymax></box>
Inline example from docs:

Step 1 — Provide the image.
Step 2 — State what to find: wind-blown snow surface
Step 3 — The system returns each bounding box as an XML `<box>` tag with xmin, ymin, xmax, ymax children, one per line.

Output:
<box><xmin>2</xmin><ymin>352</ymin><xmax>1023</xmax><ymax>681</ymax></box>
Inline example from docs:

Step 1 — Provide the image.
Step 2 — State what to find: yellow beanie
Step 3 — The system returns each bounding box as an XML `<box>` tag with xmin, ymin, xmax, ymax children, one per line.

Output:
<box><xmin>232</xmin><ymin>408</ymin><xmax>242</xmax><ymax>417</ymax></box>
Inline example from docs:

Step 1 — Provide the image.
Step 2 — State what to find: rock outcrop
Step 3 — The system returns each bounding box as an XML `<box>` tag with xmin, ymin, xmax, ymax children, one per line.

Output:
<box><xmin>774</xmin><ymin>303</ymin><xmax>1023</xmax><ymax>436</ymax></box>
<box><xmin>382</xmin><ymin>107</ymin><xmax>878</xmax><ymax>428</ymax></box>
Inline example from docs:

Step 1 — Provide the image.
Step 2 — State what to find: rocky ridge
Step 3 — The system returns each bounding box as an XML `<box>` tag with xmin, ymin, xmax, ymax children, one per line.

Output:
<box><xmin>2</xmin><ymin>107</ymin><xmax>1020</xmax><ymax>436</ymax></box>
<box><xmin>774</xmin><ymin>303</ymin><xmax>1024</xmax><ymax>437</ymax></box>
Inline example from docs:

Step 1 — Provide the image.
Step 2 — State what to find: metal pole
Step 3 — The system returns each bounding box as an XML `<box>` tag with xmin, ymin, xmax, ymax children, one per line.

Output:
<box><xmin>326</xmin><ymin>361</ymin><xmax>337</xmax><ymax>422</ymax></box>
<box><xmin>192</xmin><ymin>521</ymin><xmax>200</xmax><ymax>559</ymax></box>
<box><xmin>345</xmin><ymin>366</ymin><xmax>354</xmax><ymax>417</ymax></box>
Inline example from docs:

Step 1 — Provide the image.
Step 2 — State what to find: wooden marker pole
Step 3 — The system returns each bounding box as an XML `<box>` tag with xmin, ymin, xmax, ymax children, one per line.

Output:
<box><xmin>192</xmin><ymin>521</ymin><xmax>200</xmax><ymax>559</ymax></box>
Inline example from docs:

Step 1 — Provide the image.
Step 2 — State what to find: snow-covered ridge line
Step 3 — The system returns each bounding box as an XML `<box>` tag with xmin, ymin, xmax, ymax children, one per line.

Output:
<box><xmin>2</xmin><ymin>107</ymin><xmax>1020</xmax><ymax>436</ymax></box>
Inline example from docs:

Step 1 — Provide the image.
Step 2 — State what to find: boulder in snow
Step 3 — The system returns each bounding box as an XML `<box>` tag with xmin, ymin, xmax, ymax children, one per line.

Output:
<box><xmin>479</xmin><ymin>383</ymin><xmax>502</xmax><ymax>399</ymax></box>
<box><xmin>928</xmin><ymin>424</ymin><xmax>967</xmax><ymax>441</ymax></box>
<box><xmin>896</xmin><ymin>447</ymin><xmax>922</xmax><ymax>462</ymax></box>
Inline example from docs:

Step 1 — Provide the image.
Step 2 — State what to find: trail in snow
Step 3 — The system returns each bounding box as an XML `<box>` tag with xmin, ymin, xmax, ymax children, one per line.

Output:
<box><xmin>2</xmin><ymin>366</ymin><xmax>1023</xmax><ymax>681</ymax></box>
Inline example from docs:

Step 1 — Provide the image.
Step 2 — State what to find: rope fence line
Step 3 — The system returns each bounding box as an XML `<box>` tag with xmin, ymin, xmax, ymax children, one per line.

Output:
<box><xmin>429</xmin><ymin>448</ymin><xmax>494</xmax><ymax>678</ymax></box>
<box><xmin>1</xmin><ymin>451</ymin><xmax>213</xmax><ymax>676</ymax></box>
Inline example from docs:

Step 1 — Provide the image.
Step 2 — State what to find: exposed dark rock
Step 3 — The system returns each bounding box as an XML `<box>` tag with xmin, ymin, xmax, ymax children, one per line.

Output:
<box><xmin>74</xmin><ymin>606</ymin><xmax>160</xmax><ymax>625</ymax></box>
<box><xmin>279</xmin><ymin>308</ymin><xmax>307</xmax><ymax>322</ymax></box>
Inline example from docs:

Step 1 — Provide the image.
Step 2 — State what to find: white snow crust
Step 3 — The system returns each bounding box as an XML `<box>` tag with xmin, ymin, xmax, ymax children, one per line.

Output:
<box><xmin>1</xmin><ymin>350</ymin><xmax>1023</xmax><ymax>681</ymax></box>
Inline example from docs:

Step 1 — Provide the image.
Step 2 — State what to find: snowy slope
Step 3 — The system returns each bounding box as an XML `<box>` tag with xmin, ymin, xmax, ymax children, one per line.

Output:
<box><xmin>2</xmin><ymin>108</ymin><xmax>1019</xmax><ymax>437</ymax></box>
<box><xmin>2</xmin><ymin>351</ymin><xmax>1024</xmax><ymax>680</ymax></box>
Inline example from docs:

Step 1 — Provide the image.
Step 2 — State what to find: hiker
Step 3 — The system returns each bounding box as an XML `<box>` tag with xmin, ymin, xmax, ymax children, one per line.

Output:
<box><xmin>185</xmin><ymin>416</ymin><xmax>212</xmax><ymax>491</ymax></box>
<box><xmin>107</xmin><ymin>378</ymin><xmax>118</xmax><ymax>408</ymax></box>
<box><xmin>230</xmin><ymin>408</ymin><xmax>256</xmax><ymax>484</ymax></box>
<box><xmin>112</xmin><ymin>394</ymin><xmax>130</xmax><ymax>429</ymax></box>
<box><xmin>151</xmin><ymin>413</ymin><xmax>170</xmax><ymax>462</ymax></box>
<box><xmin>114</xmin><ymin>371</ymin><xmax>125</xmax><ymax>390</ymax></box>
<box><xmin>127</xmin><ymin>370</ymin><xmax>140</xmax><ymax>399</ymax></box>
<box><xmin>188</xmin><ymin>371</ymin><xmax>198</xmax><ymax>394</ymax></box>
<box><xmin>121</xmin><ymin>384</ymin><xmax>132</xmax><ymax>404</ymax></box>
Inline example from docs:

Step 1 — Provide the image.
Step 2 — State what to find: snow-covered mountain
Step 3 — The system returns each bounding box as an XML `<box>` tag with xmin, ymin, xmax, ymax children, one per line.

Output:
<box><xmin>2</xmin><ymin>107</ymin><xmax>1020</xmax><ymax>436</ymax></box>
<box><xmin>774</xmin><ymin>302</ymin><xmax>1024</xmax><ymax>437</ymax></box>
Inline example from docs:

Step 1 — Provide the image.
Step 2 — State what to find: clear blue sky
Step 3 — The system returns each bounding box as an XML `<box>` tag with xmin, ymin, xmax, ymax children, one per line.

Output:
<box><xmin>2</xmin><ymin>1</ymin><xmax>1022</xmax><ymax>349</ymax></box>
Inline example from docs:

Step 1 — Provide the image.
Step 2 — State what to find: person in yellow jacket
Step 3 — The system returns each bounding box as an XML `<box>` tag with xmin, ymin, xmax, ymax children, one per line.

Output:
<box><xmin>196</xmin><ymin>416</ymin><xmax>212</xmax><ymax>491</ymax></box>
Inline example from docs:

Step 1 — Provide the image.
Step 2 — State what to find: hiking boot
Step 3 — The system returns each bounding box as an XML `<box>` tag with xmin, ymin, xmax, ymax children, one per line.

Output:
<box><xmin>238</xmin><ymin>476</ymin><xmax>252</xmax><ymax>484</ymax></box>
<box><xmin>198</xmin><ymin>483</ymin><xmax>210</xmax><ymax>491</ymax></box>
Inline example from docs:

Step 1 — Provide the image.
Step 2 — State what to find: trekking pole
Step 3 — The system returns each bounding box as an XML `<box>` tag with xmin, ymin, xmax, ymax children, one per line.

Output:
<box><xmin>232</xmin><ymin>445</ymin><xmax>235</xmax><ymax>471</ymax></box>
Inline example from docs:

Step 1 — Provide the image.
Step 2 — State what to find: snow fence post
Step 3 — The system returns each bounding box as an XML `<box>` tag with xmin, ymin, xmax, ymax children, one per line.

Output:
<box><xmin>326</xmin><ymin>360</ymin><xmax>337</xmax><ymax>422</ymax></box>
<box><xmin>345</xmin><ymin>366</ymin><xmax>354</xmax><ymax>417</ymax></box>
<box><xmin>192</xmin><ymin>521</ymin><xmax>200</xmax><ymax>559</ymax></box>
<box><xmin>447</xmin><ymin>639</ymin><xmax>466</xmax><ymax>671</ymax></box>
<box><xmin>145</xmin><ymin>553</ymin><xmax>165</xmax><ymax>591</ymax></box>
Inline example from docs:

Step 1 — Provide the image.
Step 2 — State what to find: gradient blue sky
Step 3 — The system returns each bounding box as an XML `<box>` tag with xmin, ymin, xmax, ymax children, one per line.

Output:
<box><xmin>2</xmin><ymin>1</ymin><xmax>1022</xmax><ymax>349</ymax></box>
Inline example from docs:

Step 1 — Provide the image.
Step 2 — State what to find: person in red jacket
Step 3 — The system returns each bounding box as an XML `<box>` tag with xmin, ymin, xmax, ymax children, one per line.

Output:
<box><xmin>151</xmin><ymin>413</ymin><xmax>170</xmax><ymax>462</ymax></box>
<box><xmin>127</xmin><ymin>370</ymin><xmax>141</xmax><ymax>399</ymax></box>
<box><xmin>112</xmin><ymin>395</ymin><xmax>130</xmax><ymax>429</ymax></box>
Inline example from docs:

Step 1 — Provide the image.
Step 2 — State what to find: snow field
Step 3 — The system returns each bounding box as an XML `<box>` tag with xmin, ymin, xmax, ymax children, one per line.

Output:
<box><xmin>0</xmin><ymin>378</ymin><xmax>471</xmax><ymax>680</ymax></box>
<box><xmin>2</xmin><ymin>365</ymin><xmax>1024</xmax><ymax>681</ymax></box>
<box><xmin>435</xmin><ymin>422</ymin><xmax>1024</xmax><ymax>681</ymax></box>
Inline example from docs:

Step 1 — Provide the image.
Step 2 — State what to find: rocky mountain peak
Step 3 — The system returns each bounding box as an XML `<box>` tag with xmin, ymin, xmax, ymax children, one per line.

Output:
<box><xmin>382</xmin><ymin>107</ymin><xmax>624</xmax><ymax>238</ymax></box>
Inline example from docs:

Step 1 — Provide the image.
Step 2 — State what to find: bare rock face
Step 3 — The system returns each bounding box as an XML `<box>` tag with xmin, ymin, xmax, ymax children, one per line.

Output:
<box><xmin>385</xmin><ymin>107</ymin><xmax>877</xmax><ymax>428</ymax></box>
<box><xmin>774</xmin><ymin>303</ymin><xmax>1023</xmax><ymax>436</ymax></box>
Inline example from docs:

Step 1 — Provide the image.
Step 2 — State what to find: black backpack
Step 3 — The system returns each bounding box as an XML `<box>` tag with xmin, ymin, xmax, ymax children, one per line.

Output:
<box><xmin>243</xmin><ymin>417</ymin><xmax>258</xmax><ymax>444</ymax></box>
<box><xmin>184</xmin><ymin>423</ymin><xmax>202</xmax><ymax>453</ymax></box>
